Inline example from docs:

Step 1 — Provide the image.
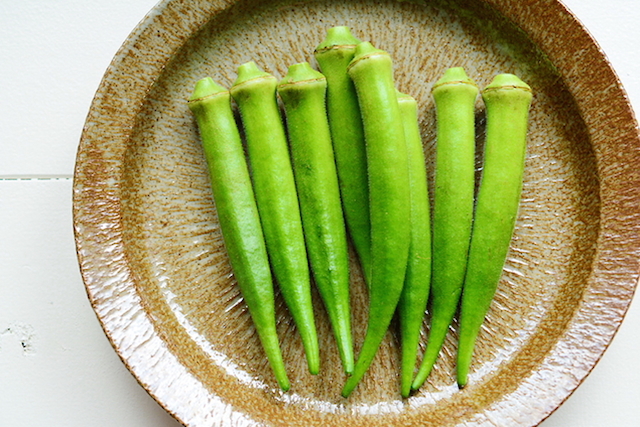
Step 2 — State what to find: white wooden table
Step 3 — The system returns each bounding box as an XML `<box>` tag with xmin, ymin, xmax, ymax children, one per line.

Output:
<box><xmin>1</xmin><ymin>1</ymin><xmax>638</xmax><ymax>425</ymax></box>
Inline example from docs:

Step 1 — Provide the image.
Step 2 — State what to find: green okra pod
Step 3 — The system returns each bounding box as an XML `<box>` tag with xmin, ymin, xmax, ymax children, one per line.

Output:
<box><xmin>396</xmin><ymin>90</ymin><xmax>432</xmax><ymax>398</ymax></box>
<box><xmin>188</xmin><ymin>77</ymin><xmax>290</xmax><ymax>390</ymax></box>
<box><xmin>277</xmin><ymin>62</ymin><xmax>354</xmax><ymax>375</ymax></box>
<box><xmin>230</xmin><ymin>62</ymin><xmax>320</xmax><ymax>375</ymax></box>
<box><xmin>456</xmin><ymin>73</ymin><xmax>532</xmax><ymax>388</ymax></box>
<box><xmin>412</xmin><ymin>67</ymin><xmax>478</xmax><ymax>391</ymax></box>
<box><xmin>341</xmin><ymin>42</ymin><xmax>411</xmax><ymax>398</ymax></box>
<box><xmin>314</xmin><ymin>27</ymin><xmax>371</xmax><ymax>280</ymax></box>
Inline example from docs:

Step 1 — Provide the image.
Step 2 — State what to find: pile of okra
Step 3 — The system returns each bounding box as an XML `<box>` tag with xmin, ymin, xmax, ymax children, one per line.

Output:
<box><xmin>188</xmin><ymin>26</ymin><xmax>532</xmax><ymax>397</ymax></box>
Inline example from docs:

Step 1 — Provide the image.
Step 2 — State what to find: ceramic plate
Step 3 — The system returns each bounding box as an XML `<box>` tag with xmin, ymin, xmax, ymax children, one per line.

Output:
<box><xmin>73</xmin><ymin>0</ymin><xmax>640</xmax><ymax>425</ymax></box>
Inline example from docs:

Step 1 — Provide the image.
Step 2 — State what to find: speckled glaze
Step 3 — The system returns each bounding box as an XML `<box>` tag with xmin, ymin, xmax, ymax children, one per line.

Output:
<box><xmin>73</xmin><ymin>0</ymin><xmax>640</xmax><ymax>426</ymax></box>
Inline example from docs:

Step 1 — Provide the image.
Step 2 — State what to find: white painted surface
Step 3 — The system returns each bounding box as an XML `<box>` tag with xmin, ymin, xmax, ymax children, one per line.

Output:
<box><xmin>0</xmin><ymin>1</ymin><xmax>637</xmax><ymax>425</ymax></box>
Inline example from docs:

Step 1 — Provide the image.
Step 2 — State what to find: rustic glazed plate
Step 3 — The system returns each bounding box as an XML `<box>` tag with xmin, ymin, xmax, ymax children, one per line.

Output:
<box><xmin>73</xmin><ymin>0</ymin><xmax>640</xmax><ymax>425</ymax></box>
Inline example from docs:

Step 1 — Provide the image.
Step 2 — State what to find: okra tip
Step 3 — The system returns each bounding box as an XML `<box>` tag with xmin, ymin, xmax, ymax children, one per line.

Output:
<box><xmin>432</xmin><ymin>67</ymin><xmax>477</xmax><ymax>91</ymax></box>
<box><xmin>315</xmin><ymin>26</ymin><xmax>361</xmax><ymax>52</ymax></box>
<box><xmin>188</xmin><ymin>77</ymin><xmax>227</xmax><ymax>103</ymax></box>
<box><xmin>278</xmin><ymin>62</ymin><xmax>326</xmax><ymax>87</ymax></box>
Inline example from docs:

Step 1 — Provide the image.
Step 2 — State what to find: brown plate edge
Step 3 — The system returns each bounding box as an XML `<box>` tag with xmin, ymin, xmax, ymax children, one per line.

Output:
<box><xmin>72</xmin><ymin>1</ymin><xmax>226</xmax><ymax>425</ymax></box>
<box><xmin>483</xmin><ymin>0</ymin><xmax>640</xmax><ymax>424</ymax></box>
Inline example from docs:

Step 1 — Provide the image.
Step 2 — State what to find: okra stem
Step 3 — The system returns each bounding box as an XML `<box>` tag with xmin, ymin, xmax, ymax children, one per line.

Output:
<box><xmin>230</xmin><ymin>62</ymin><xmax>320</xmax><ymax>375</ymax></box>
<box><xmin>277</xmin><ymin>62</ymin><xmax>354</xmax><ymax>375</ymax></box>
<box><xmin>188</xmin><ymin>77</ymin><xmax>290</xmax><ymax>390</ymax></box>
<box><xmin>456</xmin><ymin>74</ymin><xmax>532</xmax><ymax>388</ymax></box>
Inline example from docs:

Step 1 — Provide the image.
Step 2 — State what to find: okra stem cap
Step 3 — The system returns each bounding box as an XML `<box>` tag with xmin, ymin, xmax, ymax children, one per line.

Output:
<box><xmin>432</xmin><ymin>67</ymin><xmax>477</xmax><ymax>90</ymax></box>
<box><xmin>232</xmin><ymin>61</ymin><xmax>274</xmax><ymax>88</ymax></box>
<box><xmin>279</xmin><ymin>62</ymin><xmax>325</xmax><ymax>87</ymax></box>
<box><xmin>483</xmin><ymin>73</ymin><xmax>531</xmax><ymax>93</ymax></box>
<box><xmin>347</xmin><ymin>41</ymin><xmax>390</xmax><ymax>72</ymax></box>
<box><xmin>315</xmin><ymin>26</ymin><xmax>361</xmax><ymax>52</ymax></box>
<box><xmin>189</xmin><ymin>77</ymin><xmax>227</xmax><ymax>102</ymax></box>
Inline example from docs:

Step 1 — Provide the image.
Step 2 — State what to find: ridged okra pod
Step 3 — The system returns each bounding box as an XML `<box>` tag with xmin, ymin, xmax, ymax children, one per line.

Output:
<box><xmin>314</xmin><ymin>27</ymin><xmax>371</xmax><ymax>279</ymax></box>
<box><xmin>277</xmin><ymin>62</ymin><xmax>354</xmax><ymax>375</ymax></box>
<box><xmin>341</xmin><ymin>42</ymin><xmax>411</xmax><ymax>398</ymax></box>
<box><xmin>396</xmin><ymin>90</ymin><xmax>432</xmax><ymax>398</ymax></box>
<box><xmin>188</xmin><ymin>77</ymin><xmax>290</xmax><ymax>390</ymax></box>
<box><xmin>230</xmin><ymin>62</ymin><xmax>320</xmax><ymax>375</ymax></box>
<box><xmin>412</xmin><ymin>67</ymin><xmax>478</xmax><ymax>391</ymax></box>
<box><xmin>457</xmin><ymin>74</ymin><xmax>532</xmax><ymax>388</ymax></box>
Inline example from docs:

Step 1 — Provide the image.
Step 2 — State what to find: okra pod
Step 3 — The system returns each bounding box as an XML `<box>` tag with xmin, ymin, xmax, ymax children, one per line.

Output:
<box><xmin>456</xmin><ymin>74</ymin><xmax>532</xmax><ymax>388</ymax></box>
<box><xmin>314</xmin><ymin>27</ymin><xmax>371</xmax><ymax>280</ymax></box>
<box><xmin>396</xmin><ymin>90</ymin><xmax>432</xmax><ymax>398</ymax></box>
<box><xmin>277</xmin><ymin>62</ymin><xmax>354</xmax><ymax>375</ymax></box>
<box><xmin>341</xmin><ymin>42</ymin><xmax>411</xmax><ymax>398</ymax></box>
<box><xmin>230</xmin><ymin>62</ymin><xmax>320</xmax><ymax>375</ymax></box>
<box><xmin>412</xmin><ymin>67</ymin><xmax>478</xmax><ymax>391</ymax></box>
<box><xmin>188</xmin><ymin>77</ymin><xmax>290</xmax><ymax>390</ymax></box>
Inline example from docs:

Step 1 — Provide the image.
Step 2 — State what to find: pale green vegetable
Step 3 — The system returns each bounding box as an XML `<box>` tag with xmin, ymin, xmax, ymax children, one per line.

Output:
<box><xmin>230</xmin><ymin>62</ymin><xmax>320</xmax><ymax>375</ymax></box>
<box><xmin>277</xmin><ymin>62</ymin><xmax>354</xmax><ymax>375</ymax></box>
<box><xmin>412</xmin><ymin>67</ymin><xmax>478</xmax><ymax>391</ymax></box>
<box><xmin>188</xmin><ymin>77</ymin><xmax>290</xmax><ymax>390</ymax></box>
<box><xmin>341</xmin><ymin>42</ymin><xmax>411</xmax><ymax>398</ymax></box>
<box><xmin>396</xmin><ymin>90</ymin><xmax>432</xmax><ymax>398</ymax></box>
<box><xmin>314</xmin><ymin>26</ymin><xmax>371</xmax><ymax>280</ymax></box>
<box><xmin>457</xmin><ymin>73</ymin><xmax>532</xmax><ymax>388</ymax></box>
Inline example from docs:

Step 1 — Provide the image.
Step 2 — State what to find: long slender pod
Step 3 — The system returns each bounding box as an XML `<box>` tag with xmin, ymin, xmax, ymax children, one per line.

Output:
<box><xmin>341</xmin><ymin>42</ymin><xmax>411</xmax><ymax>398</ymax></box>
<box><xmin>412</xmin><ymin>67</ymin><xmax>478</xmax><ymax>391</ymax></box>
<box><xmin>314</xmin><ymin>27</ymin><xmax>371</xmax><ymax>280</ymax></box>
<box><xmin>396</xmin><ymin>90</ymin><xmax>432</xmax><ymax>398</ymax></box>
<box><xmin>188</xmin><ymin>77</ymin><xmax>290</xmax><ymax>390</ymax></box>
<box><xmin>277</xmin><ymin>62</ymin><xmax>354</xmax><ymax>375</ymax></box>
<box><xmin>230</xmin><ymin>62</ymin><xmax>320</xmax><ymax>375</ymax></box>
<box><xmin>457</xmin><ymin>74</ymin><xmax>532</xmax><ymax>388</ymax></box>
